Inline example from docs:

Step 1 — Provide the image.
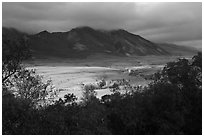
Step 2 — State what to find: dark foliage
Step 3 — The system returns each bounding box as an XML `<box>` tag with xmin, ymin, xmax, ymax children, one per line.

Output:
<box><xmin>2</xmin><ymin>30</ymin><xmax>30</xmax><ymax>87</ymax></box>
<box><xmin>2</xmin><ymin>53</ymin><xmax>202</xmax><ymax>135</ymax></box>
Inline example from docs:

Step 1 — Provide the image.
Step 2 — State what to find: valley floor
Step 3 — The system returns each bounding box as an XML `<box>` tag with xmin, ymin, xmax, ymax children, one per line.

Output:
<box><xmin>24</xmin><ymin>54</ymin><xmax>193</xmax><ymax>100</ymax></box>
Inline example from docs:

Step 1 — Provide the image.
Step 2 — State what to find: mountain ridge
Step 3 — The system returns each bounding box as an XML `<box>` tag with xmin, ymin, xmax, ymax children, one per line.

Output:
<box><xmin>28</xmin><ymin>26</ymin><xmax>169</xmax><ymax>58</ymax></box>
<box><xmin>2</xmin><ymin>27</ymin><xmax>198</xmax><ymax>58</ymax></box>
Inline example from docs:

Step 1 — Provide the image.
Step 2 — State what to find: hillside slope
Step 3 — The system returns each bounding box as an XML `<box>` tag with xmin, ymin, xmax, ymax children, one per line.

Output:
<box><xmin>27</xmin><ymin>26</ymin><xmax>169</xmax><ymax>58</ymax></box>
<box><xmin>3</xmin><ymin>27</ymin><xmax>198</xmax><ymax>58</ymax></box>
<box><xmin>157</xmin><ymin>43</ymin><xmax>198</xmax><ymax>56</ymax></box>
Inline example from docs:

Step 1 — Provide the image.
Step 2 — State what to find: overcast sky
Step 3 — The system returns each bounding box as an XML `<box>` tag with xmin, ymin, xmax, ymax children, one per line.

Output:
<box><xmin>2</xmin><ymin>2</ymin><xmax>202</xmax><ymax>49</ymax></box>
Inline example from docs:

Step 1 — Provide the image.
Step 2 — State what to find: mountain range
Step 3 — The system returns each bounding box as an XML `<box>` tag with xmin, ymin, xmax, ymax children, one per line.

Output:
<box><xmin>3</xmin><ymin>27</ymin><xmax>198</xmax><ymax>58</ymax></box>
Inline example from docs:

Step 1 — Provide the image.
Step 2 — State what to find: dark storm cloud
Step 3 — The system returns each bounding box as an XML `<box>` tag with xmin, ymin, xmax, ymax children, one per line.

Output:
<box><xmin>2</xmin><ymin>2</ymin><xmax>202</xmax><ymax>48</ymax></box>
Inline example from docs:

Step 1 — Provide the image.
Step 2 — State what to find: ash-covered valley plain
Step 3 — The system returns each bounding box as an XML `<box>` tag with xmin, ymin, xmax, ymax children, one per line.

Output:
<box><xmin>24</xmin><ymin>54</ymin><xmax>187</xmax><ymax>100</ymax></box>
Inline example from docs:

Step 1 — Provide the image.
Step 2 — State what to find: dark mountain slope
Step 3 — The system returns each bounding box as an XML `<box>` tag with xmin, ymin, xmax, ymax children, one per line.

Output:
<box><xmin>110</xmin><ymin>29</ymin><xmax>169</xmax><ymax>55</ymax></box>
<box><xmin>157</xmin><ymin>43</ymin><xmax>198</xmax><ymax>56</ymax></box>
<box><xmin>27</xmin><ymin>26</ymin><xmax>170</xmax><ymax>58</ymax></box>
<box><xmin>3</xmin><ymin>27</ymin><xmax>198</xmax><ymax>58</ymax></box>
<box><xmin>2</xmin><ymin>27</ymin><xmax>28</xmax><ymax>40</ymax></box>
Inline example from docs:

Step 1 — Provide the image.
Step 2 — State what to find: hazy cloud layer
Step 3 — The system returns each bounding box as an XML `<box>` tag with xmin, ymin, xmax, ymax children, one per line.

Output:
<box><xmin>2</xmin><ymin>2</ymin><xmax>202</xmax><ymax>48</ymax></box>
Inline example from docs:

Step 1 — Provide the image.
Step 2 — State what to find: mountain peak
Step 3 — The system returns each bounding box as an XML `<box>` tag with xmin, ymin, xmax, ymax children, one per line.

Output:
<box><xmin>37</xmin><ymin>30</ymin><xmax>50</xmax><ymax>35</ymax></box>
<box><xmin>110</xmin><ymin>29</ymin><xmax>130</xmax><ymax>35</ymax></box>
<box><xmin>25</xmin><ymin>26</ymin><xmax>173</xmax><ymax>58</ymax></box>
<box><xmin>72</xmin><ymin>26</ymin><xmax>95</xmax><ymax>31</ymax></box>
<box><xmin>70</xmin><ymin>26</ymin><xmax>129</xmax><ymax>34</ymax></box>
